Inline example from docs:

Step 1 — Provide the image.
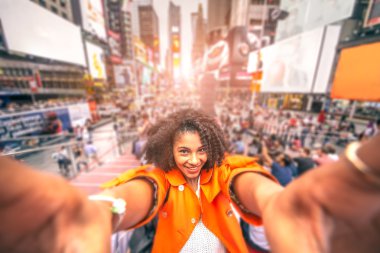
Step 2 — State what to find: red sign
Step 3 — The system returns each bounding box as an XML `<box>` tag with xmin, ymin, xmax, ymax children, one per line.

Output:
<box><xmin>364</xmin><ymin>0</ymin><xmax>380</xmax><ymax>27</ymax></box>
<box><xmin>107</xmin><ymin>30</ymin><xmax>121</xmax><ymax>40</ymax></box>
<box><xmin>109</xmin><ymin>55</ymin><xmax>123</xmax><ymax>64</ymax></box>
<box><xmin>29</xmin><ymin>80</ymin><xmax>38</xmax><ymax>92</ymax></box>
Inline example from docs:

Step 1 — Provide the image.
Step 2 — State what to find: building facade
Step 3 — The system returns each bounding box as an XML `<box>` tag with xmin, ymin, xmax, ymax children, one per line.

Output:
<box><xmin>138</xmin><ymin>5</ymin><xmax>160</xmax><ymax>65</ymax></box>
<box><xmin>207</xmin><ymin>0</ymin><xmax>232</xmax><ymax>45</ymax></box>
<box><xmin>0</xmin><ymin>0</ymin><xmax>86</xmax><ymax>108</ymax></box>
<box><xmin>31</xmin><ymin>0</ymin><xmax>74</xmax><ymax>21</ymax></box>
<box><xmin>191</xmin><ymin>4</ymin><xmax>207</xmax><ymax>65</ymax></box>
<box><xmin>168</xmin><ymin>1</ymin><xmax>181</xmax><ymax>83</ymax></box>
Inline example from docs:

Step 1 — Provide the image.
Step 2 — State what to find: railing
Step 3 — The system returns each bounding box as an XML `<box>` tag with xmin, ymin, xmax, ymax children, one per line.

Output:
<box><xmin>1</xmin><ymin>130</ymin><xmax>138</xmax><ymax>179</ymax></box>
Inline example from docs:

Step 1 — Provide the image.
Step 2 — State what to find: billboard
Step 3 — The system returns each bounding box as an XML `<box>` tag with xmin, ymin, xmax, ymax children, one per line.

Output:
<box><xmin>85</xmin><ymin>41</ymin><xmax>107</xmax><ymax>80</ymax></box>
<box><xmin>67</xmin><ymin>103</ymin><xmax>91</xmax><ymax>127</ymax></box>
<box><xmin>261</xmin><ymin>27</ymin><xmax>324</xmax><ymax>93</ymax></box>
<box><xmin>276</xmin><ymin>0</ymin><xmax>355</xmax><ymax>41</ymax></box>
<box><xmin>0</xmin><ymin>108</ymin><xmax>71</xmax><ymax>140</ymax></box>
<box><xmin>80</xmin><ymin>0</ymin><xmax>107</xmax><ymax>40</ymax></box>
<box><xmin>331</xmin><ymin>41</ymin><xmax>380</xmax><ymax>101</ymax></box>
<box><xmin>0</xmin><ymin>0</ymin><xmax>86</xmax><ymax>66</ymax></box>
<box><xmin>108</xmin><ymin>31</ymin><xmax>122</xmax><ymax>58</ymax></box>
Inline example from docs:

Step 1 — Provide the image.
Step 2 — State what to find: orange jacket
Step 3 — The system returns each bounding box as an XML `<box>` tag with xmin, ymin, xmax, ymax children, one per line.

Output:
<box><xmin>103</xmin><ymin>155</ymin><xmax>275</xmax><ymax>253</ymax></box>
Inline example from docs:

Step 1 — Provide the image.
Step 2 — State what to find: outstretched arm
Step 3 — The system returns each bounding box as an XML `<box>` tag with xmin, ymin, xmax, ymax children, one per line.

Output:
<box><xmin>0</xmin><ymin>157</ymin><xmax>154</xmax><ymax>253</ymax></box>
<box><xmin>233</xmin><ymin>134</ymin><xmax>380</xmax><ymax>253</ymax></box>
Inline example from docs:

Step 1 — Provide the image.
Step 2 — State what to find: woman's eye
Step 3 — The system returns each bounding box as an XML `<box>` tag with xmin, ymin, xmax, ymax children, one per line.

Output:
<box><xmin>199</xmin><ymin>148</ymin><xmax>207</xmax><ymax>153</ymax></box>
<box><xmin>179</xmin><ymin>150</ymin><xmax>188</xmax><ymax>154</ymax></box>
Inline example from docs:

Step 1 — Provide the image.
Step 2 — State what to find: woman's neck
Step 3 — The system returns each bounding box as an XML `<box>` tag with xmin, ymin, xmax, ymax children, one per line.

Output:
<box><xmin>187</xmin><ymin>177</ymin><xmax>199</xmax><ymax>192</ymax></box>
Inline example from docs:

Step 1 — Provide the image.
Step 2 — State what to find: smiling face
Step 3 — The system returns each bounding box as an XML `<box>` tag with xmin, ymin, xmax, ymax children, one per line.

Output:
<box><xmin>173</xmin><ymin>131</ymin><xmax>208</xmax><ymax>181</ymax></box>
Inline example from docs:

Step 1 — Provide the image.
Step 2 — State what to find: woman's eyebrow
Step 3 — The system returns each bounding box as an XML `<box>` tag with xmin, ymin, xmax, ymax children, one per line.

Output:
<box><xmin>177</xmin><ymin>146</ymin><xmax>190</xmax><ymax>149</ymax></box>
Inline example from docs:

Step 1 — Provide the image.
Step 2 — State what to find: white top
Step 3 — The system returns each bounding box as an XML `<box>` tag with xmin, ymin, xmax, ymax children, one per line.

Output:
<box><xmin>180</xmin><ymin>219</ymin><xmax>226</xmax><ymax>253</ymax></box>
<box><xmin>180</xmin><ymin>178</ymin><xmax>226</xmax><ymax>253</ymax></box>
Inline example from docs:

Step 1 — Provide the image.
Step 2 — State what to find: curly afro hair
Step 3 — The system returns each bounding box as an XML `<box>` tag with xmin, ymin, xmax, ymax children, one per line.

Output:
<box><xmin>144</xmin><ymin>108</ymin><xmax>229</xmax><ymax>172</ymax></box>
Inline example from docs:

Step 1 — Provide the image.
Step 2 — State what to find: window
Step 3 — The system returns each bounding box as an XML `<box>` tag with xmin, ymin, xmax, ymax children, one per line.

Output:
<box><xmin>62</xmin><ymin>12</ymin><xmax>68</xmax><ymax>19</ymax></box>
<box><xmin>60</xmin><ymin>0</ymin><xmax>66</xmax><ymax>8</ymax></box>
<box><xmin>39</xmin><ymin>0</ymin><xmax>46</xmax><ymax>7</ymax></box>
<box><xmin>51</xmin><ymin>6</ymin><xmax>58</xmax><ymax>14</ymax></box>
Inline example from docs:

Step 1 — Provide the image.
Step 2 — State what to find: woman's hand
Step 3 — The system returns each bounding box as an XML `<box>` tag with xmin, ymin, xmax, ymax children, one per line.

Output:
<box><xmin>0</xmin><ymin>157</ymin><xmax>113</xmax><ymax>253</ymax></box>
<box><xmin>263</xmin><ymin>154</ymin><xmax>380</xmax><ymax>253</ymax></box>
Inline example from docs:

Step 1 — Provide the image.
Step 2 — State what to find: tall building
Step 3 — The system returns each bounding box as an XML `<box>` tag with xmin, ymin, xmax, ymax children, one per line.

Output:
<box><xmin>30</xmin><ymin>0</ymin><xmax>74</xmax><ymax>21</ymax></box>
<box><xmin>207</xmin><ymin>0</ymin><xmax>231</xmax><ymax>45</ymax></box>
<box><xmin>138</xmin><ymin>5</ymin><xmax>160</xmax><ymax>65</ymax></box>
<box><xmin>168</xmin><ymin>1</ymin><xmax>181</xmax><ymax>82</ymax></box>
<box><xmin>191</xmin><ymin>4</ymin><xmax>206</xmax><ymax>64</ymax></box>
<box><xmin>246</xmin><ymin>0</ymin><xmax>281</xmax><ymax>49</ymax></box>
<box><xmin>131</xmin><ymin>0</ymin><xmax>153</xmax><ymax>38</ymax></box>
<box><xmin>104</xmin><ymin>0</ymin><xmax>136</xmax><ymax>90</ymax></box>
<box><xmin>105</xmin><ymin>0</ymin><xmax>133</xmax><ymax>60</ymax></box>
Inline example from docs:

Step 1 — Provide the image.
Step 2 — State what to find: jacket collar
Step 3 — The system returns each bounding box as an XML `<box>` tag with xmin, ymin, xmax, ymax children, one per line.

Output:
<box><xmin>166</xmin><ymin>167</ymin><xmax>214</xmax><ymax>186</ymax></box>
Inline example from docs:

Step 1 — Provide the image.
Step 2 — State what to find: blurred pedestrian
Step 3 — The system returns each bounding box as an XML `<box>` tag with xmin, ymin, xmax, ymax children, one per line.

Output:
<box><xmin>51</xmin><ymin>146</ymin><xmax>71</xmax><ymax>177</ymax></box>
<box><xmin>84</xmin><ymin>141</ymin><xmax>102</xmax><ymax>168</ymax></box>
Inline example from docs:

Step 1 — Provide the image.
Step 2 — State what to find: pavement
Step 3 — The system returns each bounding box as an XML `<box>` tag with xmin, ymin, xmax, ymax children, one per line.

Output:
<box><xmin>70</xmin><ymin>148</ymin><xmax>141</xmax><ymax>195</ymax></box>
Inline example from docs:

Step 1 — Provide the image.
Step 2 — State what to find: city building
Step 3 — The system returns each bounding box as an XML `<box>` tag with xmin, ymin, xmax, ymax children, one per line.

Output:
<box><xmin>168</xmin><ymin>1</ymin><xmax>181</xmax><ymax>83</ymax></box>
<box><xmin>131</xmin><ymin>0</ymin><xmax>153</xmax><ymax>38</ymax></box>
<box><xmin>104</xmin><ymin>0</ymin><xmax>136</xmax><ymax>91</ymax></box>
<box><xmin>138</xmin><ymin>5</ymin><xmax>160</xmax><ymax>65</ymax></box>
<box><xmin>30</xmin><ymin>0</ymin><xmax>74</xmax><ymax>21</ymax></box>
<box><xmin>71</xmin><ymin>0</ymin><xmax>109</xmax><ymax>95</ymax></box>
<box><xmin>191</xmin><ymin>4</ymin><xmax>207</xmax><ymax>65</ymax></box>
<box><xmin>207</xmin><ymin>0</ymin><xmax>231</xmax><ymax>45</ymax></box>
<box><xmin>107</xmin><ymin>0</ymin><xmax>133</xmax><ymax>60</ymax></box>
<box><xmin>247</xmin><ymin>0</ymin><xmax>281</xmax><ymax>49</ymax></box>
<box><xmin>0</xmin><ymin>0</ymin><xmax>86</xmax><ymax>108</ymax></box>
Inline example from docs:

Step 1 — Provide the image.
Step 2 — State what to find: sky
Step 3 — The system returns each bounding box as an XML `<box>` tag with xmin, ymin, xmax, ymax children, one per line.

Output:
<box><xmin>153</xmin><ymin>0</ymin><xmax>207</xmax><ymax>78</ymax></box>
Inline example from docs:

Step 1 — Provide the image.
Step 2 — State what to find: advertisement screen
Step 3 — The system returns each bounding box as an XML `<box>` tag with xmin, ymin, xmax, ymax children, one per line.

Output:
<box><xmin>0</xmin><ymin>108</ymin><xmax>71</xmax><ymax>140</ymax></box>
<box><xmin>80</xmin><ymin>0</ymin><xmax>107</xmax><ymax>40</ymax></box>
<box><xmin>261</xmin><ymin>27</ymin><xmax>324</xmax><ymax>93</ymax></box>
<box><xmin>276</xmin><ymin>0</ymin><xmax>355</xmax><ymax>41</ymax></box>
<box><xmin>85</xmin><ymin>41</ymin><xmax>107</xmax><ymax>80</ymax></box>
<box><xmin>0</xmin><ymin>0</ymin><xmax>86</xmax><ymax>66</ymax></box>
<box><xmin>114</xmin><ymin>65</ymin><xmax>135</xmax><ymax>87</ymax></box>
<box><xmin>331</xmin><ymin>41</ymin><xmax>380</xmax><ymax>101</ymax></box>
<box><xmin>67</xmin><ymin>103</ymin><xmax>91</xmax><ymax>127</ymax></box>
<box><xmin>313</xmin><ymin>25</ymin><xmax>341</xmax><ymax>93</ymax></box>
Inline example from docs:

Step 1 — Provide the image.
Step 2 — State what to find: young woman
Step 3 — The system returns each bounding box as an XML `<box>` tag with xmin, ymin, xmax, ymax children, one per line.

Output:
<box><xmin>1</xmin><ymin>109</ymin><xmax>380</xmax><ymax>253</ymax></box>
<box><xmin>103</xmin><ymin>108</ymin><xmax>280</xmax><ymax>252</ymax></box>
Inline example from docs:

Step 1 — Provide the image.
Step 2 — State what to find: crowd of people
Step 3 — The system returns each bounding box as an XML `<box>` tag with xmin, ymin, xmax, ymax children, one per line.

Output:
<box><xmin>1</xmin><ymin>103</ymin><xmax>380</xmax><ymax>253</ymax></box>
<box><xmin>106</xmin><ymin>92</ymin><xmax>380</xmax><ymax>253</ymax></box>
<box><xmin>2</xmin><ymin>88</ymin><xmax>379</xmax><ymax>253</ymax></box>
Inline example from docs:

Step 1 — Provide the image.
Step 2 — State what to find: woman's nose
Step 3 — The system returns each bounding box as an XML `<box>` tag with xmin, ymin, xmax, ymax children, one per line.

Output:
<box><xmin>188</xmin><ymin>153</ymin><xmax>199</xmax><ymax>165</ymax></box>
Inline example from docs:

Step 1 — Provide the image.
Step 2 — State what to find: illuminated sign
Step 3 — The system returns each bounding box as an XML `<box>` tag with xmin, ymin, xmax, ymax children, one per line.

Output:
<box><xmin>85</xmin><ymin>41</ymin><xmax>107</xmax><ymax>80</ymax></box>
<box><xmin>80</xmin><ymin>0</ymin><xmax>107</xmax><ymax>40</ymax></box>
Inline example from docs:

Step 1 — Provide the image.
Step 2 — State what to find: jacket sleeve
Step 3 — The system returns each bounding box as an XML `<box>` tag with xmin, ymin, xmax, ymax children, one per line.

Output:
<box><xmin>101</xmin><ymin>165</ymin><xmax>169</xmax><ymax>229</ymax></box>
<box><xmin>218</xmin><ymin>155</ymin><xmax>278</xmax><ymax>226</ymax></box>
